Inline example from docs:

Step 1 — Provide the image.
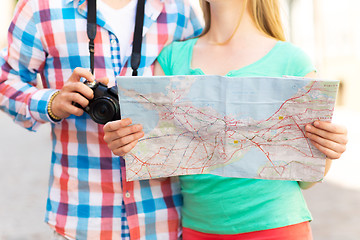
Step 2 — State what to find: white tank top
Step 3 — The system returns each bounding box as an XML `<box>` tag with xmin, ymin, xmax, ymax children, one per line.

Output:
<box><xmin>98</xmin><ymin>0</ymin><xmax>137</xmax><ymax>63</ymax></box>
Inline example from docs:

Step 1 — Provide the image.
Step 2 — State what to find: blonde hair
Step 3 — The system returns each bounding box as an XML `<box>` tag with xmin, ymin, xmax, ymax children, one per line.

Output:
<box><xmin>199</xmin><ymin>0</ymin><xmax>286</xmax><ymax>41</ymax></box>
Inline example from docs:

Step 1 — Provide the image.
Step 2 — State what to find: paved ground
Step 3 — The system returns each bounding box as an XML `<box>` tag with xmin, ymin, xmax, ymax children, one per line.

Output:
<box><xmin>0</xmin><ymin>112</ymin><xmax>52</xmax><ymax>240</ymax></box>
<box><xmin>0</xmin><ymin>109</ymin><xmax>359</xmax><ymax>240</ymax></box>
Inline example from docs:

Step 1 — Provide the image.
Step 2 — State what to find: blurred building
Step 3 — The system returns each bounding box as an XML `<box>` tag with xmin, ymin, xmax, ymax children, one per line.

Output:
<box><xmin>284</xmin><ymin>0</ymin><xmax>360</xmax><ymax>111</ymax></box>
<box><xmin>0</xmin><ymin>0</ymin><xmax>14</xmax><ymax>49</ymax></box>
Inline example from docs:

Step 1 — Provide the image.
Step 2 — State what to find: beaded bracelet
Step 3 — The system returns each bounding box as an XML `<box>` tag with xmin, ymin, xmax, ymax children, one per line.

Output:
<box><xmin>47</xmin><ymin>91</ymin><xmax>62</xmax><ymax>121</ymax></box>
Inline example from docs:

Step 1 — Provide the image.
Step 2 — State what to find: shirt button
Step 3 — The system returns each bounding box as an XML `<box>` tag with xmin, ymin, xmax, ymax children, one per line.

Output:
<box><xmin>125</xmin><ymin>192</ymin><xmax>131</xmax><ymax>198</ymax></box>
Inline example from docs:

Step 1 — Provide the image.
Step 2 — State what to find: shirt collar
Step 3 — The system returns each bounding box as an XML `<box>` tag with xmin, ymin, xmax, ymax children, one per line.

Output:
<box><xmin>64</xmin><ymin>0</ymin><xmax>165</xmax><ymax>5</ymax></box>
<box><xmin>64</xmin><ymin>0</ymin><xmax>165</xmax><ymax>20</ymax></box>
<box><xmin>65</xmin><ymin>0</ymin><xmax>164</xmax><ymax>32</ymax></box>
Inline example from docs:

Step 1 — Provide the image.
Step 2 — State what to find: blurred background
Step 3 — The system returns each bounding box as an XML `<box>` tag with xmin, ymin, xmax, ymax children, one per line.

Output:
<box><xmin>0</xmin><ymin>0</ymin><xmax>359</xmax><ymax>239</ymax></box>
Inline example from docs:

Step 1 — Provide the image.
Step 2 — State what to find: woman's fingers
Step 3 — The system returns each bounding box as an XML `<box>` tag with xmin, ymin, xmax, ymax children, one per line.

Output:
<box><xmin>313</xmin><ymin>121</ymin><xmax>347</xmax><ymax>134</ymax></box>
<box><xmin>305</xmin><ymin>131</ymin><xmax>346</xmax><ymax>155</ymax></box>
<box><xmin>305</xmin><ymin>121</ymin><xmax>348</xmax><ymax>159</ymax></box>
<box><xmin>305</xmin><ymin>121</ymin><xmax>348</xmax><ymax>144</ymax></box>
<box><xmin>309</xmin><ymin>140</ymin><xmax>342</xmax><ymax>159</ymax></box>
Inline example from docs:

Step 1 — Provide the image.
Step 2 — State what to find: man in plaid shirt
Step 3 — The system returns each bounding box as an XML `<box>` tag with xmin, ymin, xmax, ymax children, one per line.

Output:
<box><xmin>0</xmin><ymin>0</ymin><xmax>202</xmax><ymax>239</ymax></box>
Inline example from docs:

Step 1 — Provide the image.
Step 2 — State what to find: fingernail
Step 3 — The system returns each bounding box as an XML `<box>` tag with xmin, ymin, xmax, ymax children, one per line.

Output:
<box><xmin>305</xmin><ymin>125</ymin><xmax>311</xmax><ymax>131</ymax></box>
<box><xmin>314</xmin><ymin>121</ymin><xmax>320</xmax><ymax>127</ymax></box>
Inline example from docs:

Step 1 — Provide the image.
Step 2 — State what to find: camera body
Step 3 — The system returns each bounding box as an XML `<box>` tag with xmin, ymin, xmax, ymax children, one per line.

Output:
<box><xmin>79</xmin><ymin>80</ymin><xmax>121</xmax><ymax>124</ymax></box>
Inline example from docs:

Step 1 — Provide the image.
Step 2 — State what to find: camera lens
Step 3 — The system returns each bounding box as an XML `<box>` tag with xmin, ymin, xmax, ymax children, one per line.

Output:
<box><xmin>88</xmin><ymin>97</ymin><xmax>119</xmax><ymax>125</ymax></box>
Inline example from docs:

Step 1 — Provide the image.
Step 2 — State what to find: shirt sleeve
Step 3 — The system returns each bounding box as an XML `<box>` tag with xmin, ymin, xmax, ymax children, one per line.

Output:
<box><xmin>156</xmin><ymin>43</ymin><xmax>174</xmax><ymax>76</ymax></box>
<box><xmin>180</xmin><ymin>0</ymin><xmax>204</xmax><ymax>40</ymax></box>
<box><xmin>287</xmin><ymin>46</ymin><xmax>317</xmax><ymax>77</ymax></box>
<box><xmin>0</xmin><ymin>0</ymin><xmax>56</xmax><ymax>132</ymax></box>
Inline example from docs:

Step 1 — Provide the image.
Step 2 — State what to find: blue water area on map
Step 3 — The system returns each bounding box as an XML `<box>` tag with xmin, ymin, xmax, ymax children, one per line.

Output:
<box><xmin>119</xmin><ymin>95</ymin><xmax>160</xmax><ymax>134</ymax></box>
<box><xmin>118</xmin><ymin>76</ymin><xmax>310</xmax><ymax>133</ymax></box>
<box><xmin>209</xmin><ymin>147</ymin><xmax>270</xmax><ymax>178</ymax></box>
<box><xmin>180</xmin><ymin>76</ymin><xmax>309</xmax><ymax>121</ymax></box>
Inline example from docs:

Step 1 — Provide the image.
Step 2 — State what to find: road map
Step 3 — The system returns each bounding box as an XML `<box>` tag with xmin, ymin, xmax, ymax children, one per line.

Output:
<box><xmin>117</xmin><ymin>75</ymin><xmax>339</xmax><ymax>182</ymax></box>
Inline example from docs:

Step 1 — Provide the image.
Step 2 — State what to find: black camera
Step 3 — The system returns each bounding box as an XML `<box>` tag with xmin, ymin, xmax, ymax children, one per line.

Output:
<box><xmin>75</xmin><ymin>80</ymin><xmax>121</xmax><ymax>125</ymax></box>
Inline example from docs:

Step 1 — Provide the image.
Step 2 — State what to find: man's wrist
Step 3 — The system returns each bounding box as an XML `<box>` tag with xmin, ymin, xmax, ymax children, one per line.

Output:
<box><xmin>47</xmin><ymin>91</ymin><xmax>62</xmax><ymax>121</ymax></box>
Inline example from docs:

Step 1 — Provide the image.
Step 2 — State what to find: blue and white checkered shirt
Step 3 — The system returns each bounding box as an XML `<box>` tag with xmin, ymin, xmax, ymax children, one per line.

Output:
<box><xmin>0</xmin><ymin>0</ymin><xmax>202</xmax><ymax>239</ymax></box>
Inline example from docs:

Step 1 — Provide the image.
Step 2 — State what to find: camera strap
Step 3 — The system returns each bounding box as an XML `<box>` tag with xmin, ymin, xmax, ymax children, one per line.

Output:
<box><xmin>87</xmin><ymin>0</ymin><xmax>145</xmax><ymax>76</ymax></box>
<box><xmin>87</xmin><ymin>0</ymin><xmax>97</xmax><ymax>75</ymax></box>
<box><xmin>131</xmin><ymin>0</ymin><xmax>145</xmax><ymax>76</ymax></box>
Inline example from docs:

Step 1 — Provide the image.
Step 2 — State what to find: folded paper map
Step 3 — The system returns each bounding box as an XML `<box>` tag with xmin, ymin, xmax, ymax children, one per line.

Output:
<box><xmin>117</xmin><ymin>75</ymin><xmax>339</xmax><ymax>182</ymax></box>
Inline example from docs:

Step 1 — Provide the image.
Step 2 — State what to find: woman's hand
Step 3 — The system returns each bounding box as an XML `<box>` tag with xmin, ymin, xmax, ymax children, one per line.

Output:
<box><xmin>305</xmin><ymin>121</ymin><xmax>348</xmax><ymax>159</ymax></box>
<box><xmin>299</xmin><ymin>120</ymin><xmax>347</xmax><ymax>189</ymax></box>
<box><xmin>50</xmin><ymin>67</ymin><xmax>109</xmax><ymax>119</ymax></box>
<box><xmin>103</xmin><ymin>118</ymin><xmax>144</xmax><ymax>156</ymax></box>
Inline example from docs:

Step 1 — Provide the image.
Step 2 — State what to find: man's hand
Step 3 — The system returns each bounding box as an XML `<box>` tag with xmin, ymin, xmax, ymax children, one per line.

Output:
<box><xmin>103</xmin><ymin>118</ymin><xmax>144</xmax><ymax>156</ymax></box>
<box><xmin>50</xmin><ymin>67</ymin><xmax>109</xmax><ymax>119</ymax></box>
